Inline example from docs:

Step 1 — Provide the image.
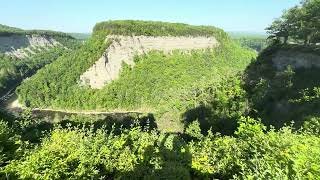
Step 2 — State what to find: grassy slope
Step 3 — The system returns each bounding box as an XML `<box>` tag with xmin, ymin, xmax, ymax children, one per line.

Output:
<box><xmin>17</xmin><ymin>20</ymin><xmax>256</xmax><ymax>132</ymax></box>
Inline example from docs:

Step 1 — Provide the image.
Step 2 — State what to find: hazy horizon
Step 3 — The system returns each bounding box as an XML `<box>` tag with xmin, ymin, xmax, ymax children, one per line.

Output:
<box><xmin>1</xmin><ymin>0</ymin><xmax>299</xmax><ymax>33</ymax></box>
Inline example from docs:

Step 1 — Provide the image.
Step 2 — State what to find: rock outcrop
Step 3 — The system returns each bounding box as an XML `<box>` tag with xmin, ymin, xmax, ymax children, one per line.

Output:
<box><xmin>272</xmin><ymin>50</ymin><xmax>320</xmax><ymax>70</ymax></box>
<box><xmin>80</xmin><ymin>35</ymin><xmax>219</xmax><ymax>89</ymax></box>
<box><xmin>0</xmin><ymin>34</ymin><xmax>61</xmax><ymax>58</ymax></box>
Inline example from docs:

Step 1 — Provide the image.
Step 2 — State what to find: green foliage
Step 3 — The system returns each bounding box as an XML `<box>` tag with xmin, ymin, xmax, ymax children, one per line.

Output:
<box><xmin>17</xmin><ymin>30</ymin><xmax>255</xmax><ymax>131</ymax></box>
<box><xmin>0</xmin><ymin>24</ymin><xmax>23</xmax><ymax>33</ymax></box>
<box><xmin>244</xmin><ymin>44</ymin><xmax>320</xmax><ymax>129</ymax></box>
<box><xmin>183</xmin><ymin>76</ymin><xmax>250</xmax><ymax>135</ymax></box>
<box><xmin>235</xmin><ymin>116</ymin><xmax>266</xmax><ymax>138</ymax></box>
<box><xmin>2</xmin><ymin>19</ymin><xmax>319</xmax><ymax>180</ymax></box>
<box><xmin>0</xmin><ymin>24</ymin><xmax>79</xmax><ymax>97</ymax></box>
<box><xmin>93</xmin><ymin>20</ymin><xmax>229</xmax><ymax>42</ymax></box>
<box><xmin>234</xmin><ymin>37</ymin><xmax>268</xmax><ymax>52</ymax></box>
<box><xmin>4</xmin><ymin>126</ymin><xmax>191</xmax><ymax>179</ymax></box>
<box><xmin>0</xmin><ymin>47</ymin><xmax>71</xmax><ymax>96</ymax></box>
<box><xmin>185</xmin><ymin>121</ymin><xmax>203</xmax><ymax>140</ymax></box>
<box><xmin>0</xmin><ymin>120</ymin><xmax>19</xmax><ymax>170</ymax></box>
<box><xmin>266</xmin><ymin>0</ymin><xmax>320</xmax><ymax>44</ymax></box>
<box><xmin>17</xmin><ymin>31</ymin><xmax>109</xmax><ymax>109</ymax></box>
<box><xmin>3</xmin><ymin>117</ymin><xmax>319</xmax><ymax>179</ymax></box>
<box><xmin>0</xmin><ymin>121</ymin><xmax>12</xmax><ymax>165</ymax></box>
<box><xmin>234</xmin><ymin>120</ymin><xmax>320</xmax><ymax>179</ymax></box>
<box><xmin>302</xmin><ymin>116</ymin><xmax>320</xmax><ymax>135</ymax></box>
<box><xmin>228</xmin><ymin>32</ymin><xmax>269</xmax><ymax>52</ymax></box>
<box><xmin>0</xmin><ymin>24</ymin><xmax>74</xmax><ymax>40</ymax></box>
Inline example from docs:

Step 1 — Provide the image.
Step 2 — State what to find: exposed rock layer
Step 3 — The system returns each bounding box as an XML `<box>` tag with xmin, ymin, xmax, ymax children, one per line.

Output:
<box><xmin>0</xmin><ymin>34</ymin><xmax>60</xmax><ymax>58</ymax></box>
<box><xmin>272</xmin><ymin>50</ymin><xmax>320</xmax><ymax>70</ymax></box>
<box><xmin>80</xmin><ymin>35</ymin><xmax>219</xmax><ymax>89</ymax></box>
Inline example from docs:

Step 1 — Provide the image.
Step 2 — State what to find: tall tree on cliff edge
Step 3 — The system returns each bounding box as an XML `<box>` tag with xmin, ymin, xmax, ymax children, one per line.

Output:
<box><xmin>266</xmin><ymin>0</ymin><xmax>320</xmax><ymax>44</ymax></box>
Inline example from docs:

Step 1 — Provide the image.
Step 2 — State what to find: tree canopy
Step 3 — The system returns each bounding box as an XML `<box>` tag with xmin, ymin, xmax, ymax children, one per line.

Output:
<box><xmin>266</xmin><ymin>0</ymin><xmax>320</xmax><ymax>44</ymax></box>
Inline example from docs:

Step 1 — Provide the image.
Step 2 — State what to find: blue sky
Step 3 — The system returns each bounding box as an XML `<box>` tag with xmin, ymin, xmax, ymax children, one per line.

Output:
<box><xmin>1</xmin><ymin>0</ymin><xmax>300</xmax><ymax>33</ymax></box>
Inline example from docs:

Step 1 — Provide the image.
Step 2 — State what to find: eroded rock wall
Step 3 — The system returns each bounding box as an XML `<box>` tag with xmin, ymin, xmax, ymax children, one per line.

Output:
<box><xmin>80</xmin><ymin>35</ymin><xmax>219</xmax><ymax>89</ymax></box>
<box><xmin>0</xmin><ymin>34</ymin><xmax>61</xmax><ymax>58</ymax></box>
<box><xmin>272</xmin><ymin>51</ymin><xmax>320</xmax><ymax>71</ymax></box>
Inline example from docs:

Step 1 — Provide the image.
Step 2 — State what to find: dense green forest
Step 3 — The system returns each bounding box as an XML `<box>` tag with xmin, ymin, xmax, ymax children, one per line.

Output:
<box><xmin>1</xmin><ymin>0</ymin><xmax>320</xmax><ymax>179</ymax></box>
<box><xmin>0</xmin><ymin>48</ymin><xmax>68</xmax><ymax>96</ymax></box>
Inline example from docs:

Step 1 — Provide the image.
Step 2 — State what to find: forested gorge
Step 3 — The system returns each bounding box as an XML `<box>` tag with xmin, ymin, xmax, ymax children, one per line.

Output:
<box><xmin>1</xmin><ymin>0</ymin><xmax>320</xmax><ymax>179</ymax></box>
<box><xmin>0</xmin><ymin>26</ymin><xmax>79</xmax><ymax>97</ymax></box>
<box><xmin>16</xmin><ymin>22</ymin><xmax>256</xmax><ymax>131</ymax></box>
<box><xmin>0</xmin><ymin>48</ymin><xmax>70</xmax><ymax>96</ymax></box>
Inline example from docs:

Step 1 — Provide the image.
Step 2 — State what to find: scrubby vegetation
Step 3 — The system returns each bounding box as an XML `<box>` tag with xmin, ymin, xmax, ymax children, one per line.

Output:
<box><xmin>0</xmin><ymin>112</ymin><xmax>319</xmax><ymax>179</ymax></box>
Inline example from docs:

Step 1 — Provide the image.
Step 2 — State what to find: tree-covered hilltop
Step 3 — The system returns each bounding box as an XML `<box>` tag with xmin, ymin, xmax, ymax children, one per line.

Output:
<box><xmin>16</xmin><ymin>20</ymin><xmax>256</xmax><ymax>132</ymax></box>
<box><xmin>266</xmin><ymin>0</ymin><xmax>320</xmax><ymax>44</ymax></box>
<box><xmin>93</xmin><ymin>20</ymin><xmax>228</xmax><ymax>40</ymax></box>
<box><xmin>0</xmin><ymin>24</ymin><xmax>73</xmax><ymax>39</ymax></box>
<box><xmin>0</xmin><ymin>24</ymin><xmax>23</xmax><ymax>32</ymax></box>
<box><xmin>0</xmin><ymin>24</ymin><xmax>78</xmax><ymax>48</ymax></box>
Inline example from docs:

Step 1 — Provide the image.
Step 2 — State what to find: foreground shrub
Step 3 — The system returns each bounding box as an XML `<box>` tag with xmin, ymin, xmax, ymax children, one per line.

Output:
<box><xmin>0</xmin><ymin>120</ymin><xmax>19</xmax><ymax>169</ymax></box>
<box><xmin>4</xmin><ymin>118</ymin><xmax>320</xmax><ymax>179</ymax></box>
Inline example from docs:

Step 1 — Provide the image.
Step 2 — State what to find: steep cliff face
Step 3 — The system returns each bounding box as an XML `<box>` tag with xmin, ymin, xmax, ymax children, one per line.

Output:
<box><xmin>272</xmin><ymin>50</ymin><xmax>320</xmax><ymax>70</ymax></box>
<box><xmin>80</xmin><ymin>35</ymin><xmax>219</xmax><ymax>89</ymax></box>
<box><xmin>0</xmin><ymin>34</ymin><xmax>61</xmax><ymax>59</ymax></box>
